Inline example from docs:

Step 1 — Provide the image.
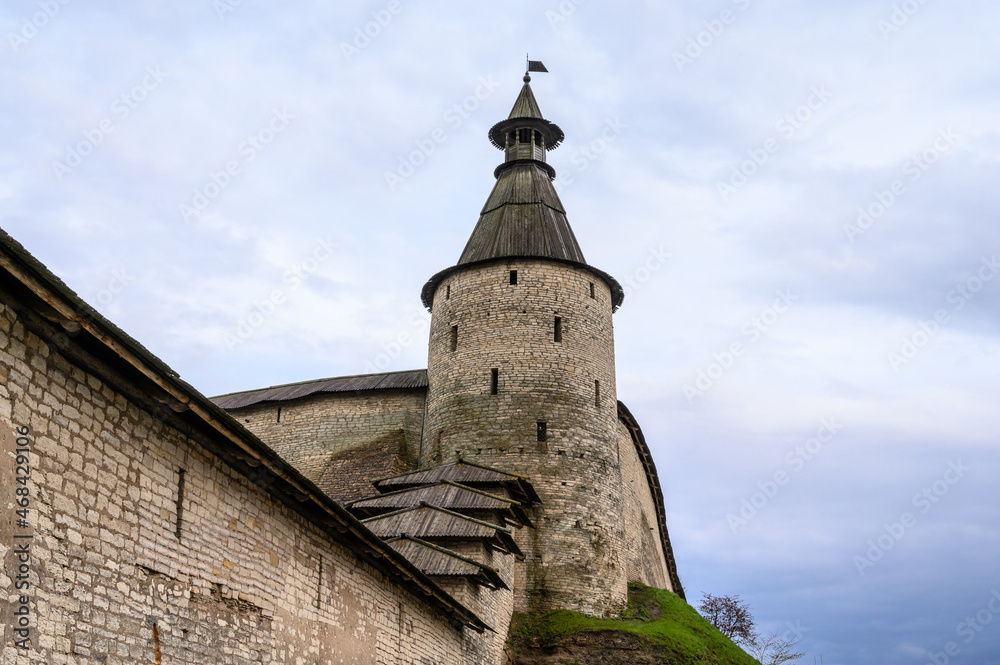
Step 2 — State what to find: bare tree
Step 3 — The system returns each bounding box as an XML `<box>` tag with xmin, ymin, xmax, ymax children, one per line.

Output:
<box><xmin>745</xmin><ymin>629</ymin><xmax>806</xmax><ymax>665</ymax></box>
<box><xmin>697</xmin><ymin>593</ymin><xmax>757</xmax><ymax>647</ymax></box>
<box><xmin>698</xmin><ymin>593</ymin><xmax>805</xmax><ymax>665</ymax></box>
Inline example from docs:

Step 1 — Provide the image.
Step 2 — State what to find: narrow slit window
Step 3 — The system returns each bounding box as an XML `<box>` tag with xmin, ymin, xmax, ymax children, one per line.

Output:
<box><xmin>589</xmin><ymin>282</ymin><xmax>595</xmax><ymax>299</ymax></box>
<box><xmin>537</xmin><ymin>421</ymin><xmax>547</xmax><ymax>442</ymax></box>
<box><xmin>554</xmin><ymin>316</ymin><xmax>562</xmax><ymax>343</ymax></box>
<box><xmin>276</xmin><ymin>407</ymin><xmax>281</xmax><ymax>423</ymax></box>
<box><xmin>315</xmin><ymin>554</ymin><xmax>323</xmax><ymax>609</ymax></box>
<box><xmin>175</xmin><ymin>469</ymin><xmax>186</xmax><ymax>540</ymax></box>
<box><xmin>595</xmin><ymin>380</ymin><xmax>601</xmax><ymax>407</ymax></box>
<box><xmin>450</xmin><ymin>325</ymin><xmax>458</xmax><ymax>352</ymax></box>
<box><xmin>490</xmin><ymin>368</ymin><xmax>499</xmax><ymax>395</ymax></box>
<box><xmin>509</xmin><ymin>270</ymin><xmax>518</xmax><ymax>285</ymax></box>
<box><xmin>446</xmin><ymin>284</ymin><xmax>451</xmax><ymax>299</ymax></box>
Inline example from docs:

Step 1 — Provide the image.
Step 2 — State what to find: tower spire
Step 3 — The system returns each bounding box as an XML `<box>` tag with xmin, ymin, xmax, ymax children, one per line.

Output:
<box><xmin>421</xmin><ymin>72</ymin><xmax>624</xmax><ymax>311</ymax></box>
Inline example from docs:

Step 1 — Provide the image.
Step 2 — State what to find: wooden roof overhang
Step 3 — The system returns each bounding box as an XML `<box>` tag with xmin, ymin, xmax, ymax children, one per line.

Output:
<box><xmin>0</xmin><ymin>229</ymin><xmax>489</xmax><ymax>633</ymax></box>
<box><xmin>347</xmin><ymin>481</ymin><xmax>532</xmax><ymax>528</ymax></box>
<box><xmin>488</xmin><ymin>116</ymin><xmax>565</xmax><ymax>151</ymax></box>
<box><xmin>361</xmin><ymin>504</ymin><xmax>523</xmax><ymax>559</ymax></box>
<box><xmin>387</xmin><ymin>537</ymin><xmax>508</xmax><ymax>590</ymax></box>
<box><xmin>373</xmin><ymin>459</ymin><xmax>541</xmax><ymax>506</ymax></box>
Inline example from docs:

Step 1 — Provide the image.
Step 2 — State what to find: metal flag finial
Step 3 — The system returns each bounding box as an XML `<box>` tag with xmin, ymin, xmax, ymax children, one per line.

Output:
<box><xmin>524</xmin><ymin>56</ymin><xmax>548</xmax><ymax>82</ymax></box>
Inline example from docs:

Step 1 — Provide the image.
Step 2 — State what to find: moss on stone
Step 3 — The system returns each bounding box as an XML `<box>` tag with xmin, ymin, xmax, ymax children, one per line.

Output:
<box><xmin>506</xmin><ymin>583</ymin><xmax>759</xmax><ymax>665</ymax></box>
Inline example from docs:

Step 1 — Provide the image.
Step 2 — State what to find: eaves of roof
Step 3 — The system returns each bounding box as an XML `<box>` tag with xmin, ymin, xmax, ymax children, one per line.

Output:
<box><xmin>0</xmin><ymin>227</ymin><xmax>488</xmax><ymax>633</ymax></box>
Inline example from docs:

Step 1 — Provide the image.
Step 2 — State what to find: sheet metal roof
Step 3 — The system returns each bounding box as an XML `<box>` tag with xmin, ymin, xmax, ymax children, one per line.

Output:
<box><xmin>373</xmin><ymin>460</ymin><xmax>541</xmax><ymax>505</ymax></box>
<box><xmin>211</xmin><ymin>369</ymin><xmax>427</xmax><ymax>410</ymax></box>
<box><xmin>361</xmin><ymin>504</ymin><xmax>522</xmax><ymax>557</ymax></box>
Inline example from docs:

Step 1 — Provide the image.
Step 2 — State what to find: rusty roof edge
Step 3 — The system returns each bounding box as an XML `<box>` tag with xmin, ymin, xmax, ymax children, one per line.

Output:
<box><xmin>617</xmin><ymin>400</ymin><xmax>685</xmax><ymax>600</ymax></box>
<box><xmin>0</xmin><ymin>229</ymin><xmax>488</xmax><ymax>633</ymax></box>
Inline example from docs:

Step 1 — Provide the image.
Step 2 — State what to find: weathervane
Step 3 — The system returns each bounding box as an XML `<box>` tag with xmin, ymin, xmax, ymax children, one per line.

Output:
<box><xmin>525</xmin><ymin>54</ymin><xmax>548</xmax><ymax>82</ymax></box>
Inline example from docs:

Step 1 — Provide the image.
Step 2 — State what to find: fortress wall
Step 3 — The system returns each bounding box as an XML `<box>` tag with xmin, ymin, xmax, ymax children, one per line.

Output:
<box><xmin>0</xmin><ymin>302</ymin><xmax>470</xmax><ymax>665</ymax></box>
<box><xmin>228</xmin><ymin>389</ymin><xmax>425</xmax><ymax>490</ymax></box>
<box><xmin>617</xmin><ymin>421</ymin><xmax>672</xmax><ymax>590</ymax></box>
<box><xmin>436</xmin><ymin>544</ymin><xmax>515</xmax><ymax>665</ymax></box>
<box><xmin>422</xmin><ymin>259</ymin><xmax>627</xmax><ymax>617</ymax></box>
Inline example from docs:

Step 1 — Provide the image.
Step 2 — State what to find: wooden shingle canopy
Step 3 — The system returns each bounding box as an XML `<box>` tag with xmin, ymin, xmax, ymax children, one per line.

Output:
<box><xmin>373</xmin><ymin>460</ymin><xmax>541</xmax><ymax>506</ymax></box>
<box><xmin>346</xmin><ymin>481</ymin><xmax>531</xmax><ymax>528</ymax></box>
<box><xmin>361</xmin><ymin>504</ymin><xmax>523</xmax><ymax>558</ymax></box>
<box><xmin>387</xmin><ymin>537</ymin><xmax>508</xmax><ymax>590</ymax></box>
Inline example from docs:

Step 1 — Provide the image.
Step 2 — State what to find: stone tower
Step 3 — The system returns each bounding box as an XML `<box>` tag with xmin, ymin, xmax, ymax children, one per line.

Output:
<box><xmin>420</xmin><ymin>73</ymin><xmax>629</xmax><ymax>617</ymax></box>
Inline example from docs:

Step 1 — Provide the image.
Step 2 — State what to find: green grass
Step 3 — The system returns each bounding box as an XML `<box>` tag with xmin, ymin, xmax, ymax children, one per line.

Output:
<box><xmin>507</xmin><ymin>583</ymin><xmax>760</xmax><ymax>665</ymax></box>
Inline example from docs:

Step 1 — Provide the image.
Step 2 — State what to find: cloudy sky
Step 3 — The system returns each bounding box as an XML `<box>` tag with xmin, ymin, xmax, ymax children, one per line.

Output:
<box><xmin>3</xmin><ymin>1</ymin><xmax>999</xmax><ymax>663</ymax></box>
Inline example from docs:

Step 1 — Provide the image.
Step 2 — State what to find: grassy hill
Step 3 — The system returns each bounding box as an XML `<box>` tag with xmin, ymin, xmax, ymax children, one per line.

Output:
<box><xmin>505</xmin><ymin>583</ymin><xmax>761</xmax><ymax>665</ymax></box>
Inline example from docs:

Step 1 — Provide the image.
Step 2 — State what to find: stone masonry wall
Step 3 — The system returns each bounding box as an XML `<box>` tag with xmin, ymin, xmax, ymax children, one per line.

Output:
<box><xmin>616</xmin><ymin>422</ymin><xmax>672</xmax><ymax>591</ymax></box>
<box><xmin>0</xmin><ymin>301</ymin><xmax>473</xmax><ymax>665</ymax></box>
<box><xmin>422</xmin><ymin>259</ymin><xmax>627</xmax><ymax>618</ymax></box>
<box><xmin>229</xmin><ymin>390</ymin><xmax>425</xmax><ymax>499</ymax></box>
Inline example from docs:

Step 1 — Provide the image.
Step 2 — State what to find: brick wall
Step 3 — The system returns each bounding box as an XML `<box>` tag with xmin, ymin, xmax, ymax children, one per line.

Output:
<box><xmin>422</xmin><ymin>259</ymin><xmax>628</xmax><ymax>617</ymax></box>
<box><xmin>0</xmin><ymin>301</ymin><xmax>472</xmax><ymax>664</ymax></box>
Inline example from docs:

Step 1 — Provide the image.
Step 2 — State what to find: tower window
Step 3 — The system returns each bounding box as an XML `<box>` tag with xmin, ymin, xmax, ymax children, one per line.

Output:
<box><xmin>518</xmin><ymin>128</ymin><xmax>530</xmax><ymax>143</ymax></box>
<box><xmin>491</xmin><ymin>368</ymin><xmax>499</xmax><ymax>395</ymax></box>
<box><xmin>534</xmin><ymin>131</ymin><xmax>542</xmax><ymax>147</ymax></box>
<box><xmin>595</xmin><ymin>380</ymin><xmax>601</xmax><ymax>407</ymax></box>
<box><xmin>589</xmin><ymin>282</ymin><xmax>595</xmax><ymax>299</ymax></box>
<box><xmin>508</xmin><ymin>130</ymin><xmax>516</xmax><ymax>146</ymax></box>
<box><xmin>537</xmin><ymin>421</ymin><xmax>547</xmax><ymax>442</ymax></box>
<box><xmin>554</xmin><ymin>317</ymin><xmax>562</xmax><ymax>343</ymax></box>
<box><xmin>446</xmin><ymin>284</ymin><xmax>451</xmax><ymax>300</ymax></box>
<box><xmin>450</xmin><ymin>325</ymin><xmax>458</xmax><ymax>352</ymax></box>
<box><xmin>509</xmin><ymin>270</ymin><xmax>518</xmax><ymax>285</ymax></box>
